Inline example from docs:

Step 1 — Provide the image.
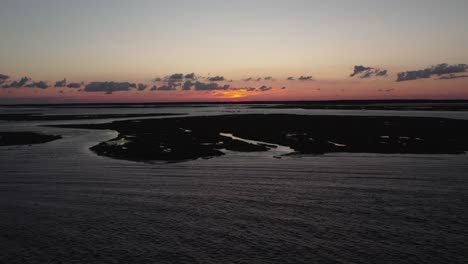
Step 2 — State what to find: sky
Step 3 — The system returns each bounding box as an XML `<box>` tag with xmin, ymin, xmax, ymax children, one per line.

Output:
<box><xmin>0</xmin><ymin>0</ymin><xmax>467</xmax><ymax>104</ymax></box>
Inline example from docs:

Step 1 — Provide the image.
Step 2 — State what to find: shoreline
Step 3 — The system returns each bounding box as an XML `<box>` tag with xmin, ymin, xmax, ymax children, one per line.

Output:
<box><xmin>0</xmin><ymin>113</ymin><xmax>182</xmax><ymax>121</ymax></box>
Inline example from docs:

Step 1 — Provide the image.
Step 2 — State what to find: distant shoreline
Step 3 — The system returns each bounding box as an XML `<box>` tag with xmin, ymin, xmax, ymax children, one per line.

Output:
<box><xmin>2</xmin><ymin>99</ymin><xmax>468</xmax><ymax>110</ymax></box>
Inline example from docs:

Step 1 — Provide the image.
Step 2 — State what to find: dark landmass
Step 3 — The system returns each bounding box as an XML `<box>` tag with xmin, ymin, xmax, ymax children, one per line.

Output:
<box><xmin>52</xmin><ymin>114</ymin><xmax>468</xmax><ymax>162</ymax></box>
<box><xmin>0</xmin><ymin>113</ymin><xmax>182</xmax><ymax>121</ymax></box>
<box><xmin>2</xmin><ymin>100</ymin><xmax>468</xmax><ymax>111</ymax></box>
<box><xmin>0</xmin><ymin>132</ymin><xmax>61</xmax><ymax>146</ymax></box>
<box><xmin>247</xmin><ymin>101</ymin><xmax>468</xmax><ymax>111</ymax></box>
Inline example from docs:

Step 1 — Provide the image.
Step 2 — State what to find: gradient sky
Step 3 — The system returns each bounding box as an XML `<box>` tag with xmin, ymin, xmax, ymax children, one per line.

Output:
<box><xmin>0</xmin><ymin>0</ymin><xmax>467</xmax><ymax>103</ymax></box>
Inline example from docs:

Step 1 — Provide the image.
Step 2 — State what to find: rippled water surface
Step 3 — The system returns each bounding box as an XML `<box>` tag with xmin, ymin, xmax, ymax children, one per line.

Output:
<box><xmin>1</xmin><ymin>105</ymin><xmax>467</xmax><ymax>263</ymax></box>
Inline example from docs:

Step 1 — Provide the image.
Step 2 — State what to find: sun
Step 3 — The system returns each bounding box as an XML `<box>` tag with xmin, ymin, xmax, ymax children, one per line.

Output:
<box><xmin>217</xmin><ymin>90</ymin><xmax>250</xmax><ymax>99</ymax></box>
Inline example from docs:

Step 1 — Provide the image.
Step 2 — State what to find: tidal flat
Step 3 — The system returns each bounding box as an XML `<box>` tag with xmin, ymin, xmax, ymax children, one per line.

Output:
<box><xmin>52</xmin><ymin>114</ymin><xmax>468</xmax><ymax>162</ymax></box>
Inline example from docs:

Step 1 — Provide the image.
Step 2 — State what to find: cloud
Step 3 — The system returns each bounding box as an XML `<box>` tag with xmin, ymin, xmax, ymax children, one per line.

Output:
<box><xmin>375</xmin><ymin>69</ymin><xmax>388</xmax><ymax>76</ymax></box>
<box><xmin>0</xmin><ymin>74</ymin><xmax>9</xmax><ymax>84</ymax></box>
<box><xmin>431</xmin><ymin>63</ymin><xmax>468</xmax><ymax>75</ymax></box>
<box><xmin>137</xmin><ymin>83</ymin><xmax>147</xmax><ymax>91</ymax></box>
<box><xmin>350</xmin><ymin>65</ymin><xmax>388</xmax><ymax>78</ymax></box>
<box><xmin>207</xmin><ymin>76</ymin><xmax>225</xmax><ymax>82</ymax></box>
<box><xmin>67</xmin><ymin>82</ymin><xmax>82</xmax><ymax>88</ymax></box>
<box><xmin>350</xmin><ymin>65</ymin><xmax>372</xmax><ymax>77</ymax></box>
<box><xmin>150</xmin><ymin>85</ymin><xmax>158</xmax><ymax>91</ymax></box>
<box><xmin>184</xmin><ymin>73</ymin><xmax>196</xmax><ymax>80</ymax></box>
<box><xmin>153</xmin><ymin>77</ymin><xmax>162</xmax><ymax>82</ymax></box>
<box><xmin>256</xmin><ymin>77</ymin><xmax>262</xmax><ymax>82</ymax></box>
<box><xmin>167</xmin><ymin>73</ymin><xmax>184</xmax><ymax>81</ymax></box>
<box><xmin>25</xmin><ymin>81</ymin><xmax>49</xmax><ymax>89</ymax></box>
<box><xmin>2</xmin><ymin>76</ymin><xmax>31</xmax><ymax>88</ymax></box>
<box><xmin>287</xmin><ymin>77</ymin><xmax>294</xmax><ymax>81</ymax></box>
<box><xmin>84</xmin><ymin>82</ymin><xmax>137</xmax><ymax>94</ymax></box>
<box><xmin>396</xmin><ymin>69</ymin><xmax>431</xmax><ymax>82</ymax></box>
<box><xmin>264</xmin><ymin>76</ymin><xmax>273</xmax><ymax>81</ymax></box>
<box><xmin>258</xmin><ymin>85</ymin><xmax>272</xmax><ymax>91</ymax></box>
<box><xmin>156</xmin><ymin>85</ymin><xmax>176</xmax><ymax>91</ymax></box>
<box><xmin>298</xmin><ymin>76</ymin><xmax>313</xmax><ymax>81</ymax></box>
<box><xmin>194</xmin><ymin>81</ymin><xmax>230</xmax><ymax>91</ymax></box>
<box><xmin>437</xmin><ymin>74</ymin><xmax>468</xmax><ymax>80</ymax></box>
<box><xmin>397</xmin><ymin>63</ymin><xmax>468</xmax><ymax>82</ymax></box>
<box><xmin>243</xmin><ymin>77</ymin><xmax>253</xmax><ymax>82</ymax></box>
<box><xmin>182</xmin><ymin>80</ymin><xmax>194</xmax><ymax>91</ymax></box>
<box><xmin>281</xmin><ymin>86</ymin><xmax>286</xmax><ymax>90</ymax></box>
<box><xmin>55</xmin><ymin>79</ymin><xmax>67</xmax><ymax>87</ymax></box>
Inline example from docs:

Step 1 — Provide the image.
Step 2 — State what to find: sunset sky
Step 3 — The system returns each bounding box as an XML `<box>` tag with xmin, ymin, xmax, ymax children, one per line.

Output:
<box><xmin>1</xmin><ymin>0</ymin><xmax>467</xmax><ymax>104</ymax></box>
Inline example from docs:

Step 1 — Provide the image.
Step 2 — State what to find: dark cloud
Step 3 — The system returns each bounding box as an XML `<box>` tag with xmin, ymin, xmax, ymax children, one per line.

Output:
<box><xmin>207</xmin><ymin>76</ymin><xmax>225</xmax><ymax>82</ymax></box>
<box><xmin>182</xmin><ymin>80</ymin><xmax>194</xmax><ymax>91</ymax></box>
<box><xmin>281</xmin><ymin>86</ymin><xmax>286</xmax><ymax>90</ymax></box>
<box><xmin>184</xmin><ymin>73</ymin><xmax>196</xmax><ymax>80</ymax></box>
<box><xmin>84</xmin><ymin>82</ymin><xmax>137</xmax><ymax>94</ymax></box>
<box><xmin>150</xmin><ymin>85</ymin><xmax>158</xmax><ymax>91</ymax></box>
<box><xmin>397</xmin><ymin>63</ymin><xmax>468</xmax><ymax>82</ymax></box>
<box><xmin>264</xmin><ymin>76</ymin><xmax>273</xmax><ymax>81</ymax></box>
<box><xmin>431</xmin><ymin>63</ymin><xmax>468</xmax><ymax>75</ymax></box>
<box><xmin>0</xmin><ymin>74</ymin><xmax>9</xmax><ymax>84</ymax></box>
<box><xmin>157</xmin><ymin>84</ymin><xmax>176</xmax><ymax>91</ymax></box>
<box><xmin>67</xmin><ymin>82</ymin><xmax>82</xmax><ymax>88</ymax></box>
<box><xmin>350</xmin><ymin>65</ymin><xmax>372</xmax><ymax>77</ymax></box>
<box><xmin>287</xmin><ymin>77</ymin><xmax>294</xmax><ymax>81</ymax></box>
<box><xmin>375</xmin><ymin>69</ymin><xmax>388</xmax><ymax>76</ymax></box>
<box><xmin>298</xmin><ymin>76</ymin><xmax>313</xmax><ymax>81</ymax></box>
<box><xmin>55</xmin><ymin>79</ymin><xmax>67</xmax><ymax>87</ymax></box>
<box><xmin>25</xmin><ymin>81</ymin><xmax>49</xmax><ymax>89</ymax></box>
<box><xmin>167</xmin><ymin>73</ymin><xmax>184</xmax><ymax>81</ymax></box>
<box><xmin>243</xmin><ymin>77</ymin><xmax>253</xmax><ymax>82</ymax></box>
<box><xmin>153</xmin><ymin>77</ymin><xmax>162</xmax><ymax>82</ymax></box>
<box><xmin>437</xmin><ymin>74</ymin><xmax>468</xmax><ymax>80</ymax></box>
<box><xmin>396</xmin><ymin>69</ymin><xmax>431</xmax><ymax>82</ymax></box>
<box><xmin>256</xmin><ymin>77</ymin><xmax>262</xmax><ymax>82</ymax></box>
<box><xmin>350</xmin><ymin>65</ymin><xmax>388</xmax><ymax>78</ymax></box>
<box><xmin>137</xmin><ymin>83</ymin><xmax>147</xmax><ymax>91</ymax></box>
<box><xmin>258</xmin><ymin>85</ymin><xmax>272</xmax><ymax>91</ymax></box>
<box><xmin>194</xmin><ymin>81</ymin><xmax>229</xmax><ymax>91</ymax></box>
<box><xmin>2</xmin><ymin>76</ymin><xmax>31</xmax><ymax>88</ymax></box>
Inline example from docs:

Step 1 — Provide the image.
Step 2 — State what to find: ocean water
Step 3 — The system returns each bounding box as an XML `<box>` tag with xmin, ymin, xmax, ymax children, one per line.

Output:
<box><xmin>1</xmin><ymin>105</ymin><xmax>467</xmax><ymax>263</ymax></box>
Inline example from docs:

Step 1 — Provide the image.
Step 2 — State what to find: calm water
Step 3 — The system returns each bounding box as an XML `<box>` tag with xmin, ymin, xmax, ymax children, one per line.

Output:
<box><xmin>1</xmin><ymin>105</ymin><xmax>467</xmax><ymax>263</ymax></box>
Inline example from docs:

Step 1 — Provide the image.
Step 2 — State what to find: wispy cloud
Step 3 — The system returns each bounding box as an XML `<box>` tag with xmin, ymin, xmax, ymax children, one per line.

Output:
<box><xmin>437</xmin><ymin>74</ymin><xmax>468</xmax><ymax>80</ymax></box>
<box><xmin>258</xmin><ymin>85</ymin><xmax>272</xmax><ymax>91</ymax></box>
<box><xmin>298</xmin><ymin>76</ymin><xmax>314</xmax><ymax>81</ymax></box>
<box><xmin>397</xmin><ymin>63</ymin><xmax>468</xmax><ymax>82</ymax></box>
<box><xmin>350</xmin><ymin>65</ymin><xmax>387</xmax><ymax>78</ymax></box>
